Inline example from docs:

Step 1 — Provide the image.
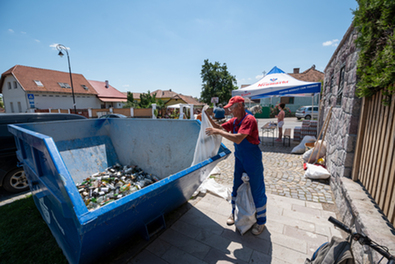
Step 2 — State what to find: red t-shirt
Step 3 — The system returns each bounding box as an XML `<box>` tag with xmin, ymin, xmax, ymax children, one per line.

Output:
<box><xmin>222</xmin><ymin>114</ymin><xmax>260</xmax><ymax>145</ymax></box>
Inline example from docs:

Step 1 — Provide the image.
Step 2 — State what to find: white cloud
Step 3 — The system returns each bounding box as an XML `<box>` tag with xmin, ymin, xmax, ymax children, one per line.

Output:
<box><xmin>122</xmin><ymin>84</ymin><xmax>130</xmax><ymax>87</ymax></box>
<box><xmin>34</xmin><ymin>39</ymin><xmax>40</xmax><ymax>43</ymax></box>
<box><xmin>21</xmin><ymin>31</ymin><xmax>26</xmax><ymax>34</ymax></box>
<box><xmin>8</xmin><ymin>29</ymin><xmax>14</xmax><ymax>33</ymax></box>
<box><xmin>255</xmin><ymin>74</ymin><xmax>264</xmax><ymax>79</ymax></box>
<box><xmin>323</xmin><ymin>39</ymin><xmax>339</xmax><ymax>47</ymax></box>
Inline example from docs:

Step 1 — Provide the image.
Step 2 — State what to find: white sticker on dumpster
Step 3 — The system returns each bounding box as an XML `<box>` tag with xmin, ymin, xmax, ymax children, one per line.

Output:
<box><xmin>39</xmin><ymin>198</ymin><xmax>51</xmax><ymax>224</ymax></box>
<box><xmin>52</xmin><ymin>211</ymin><xmax>65</xmax><ymax>235</ymax></box>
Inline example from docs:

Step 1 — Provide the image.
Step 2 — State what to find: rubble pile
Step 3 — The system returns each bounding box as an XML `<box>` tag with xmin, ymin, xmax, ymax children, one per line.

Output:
<box><xmin>76</xmin><ymin>163</ymin><xmax>160</xmax><ymax>211</ymax></box>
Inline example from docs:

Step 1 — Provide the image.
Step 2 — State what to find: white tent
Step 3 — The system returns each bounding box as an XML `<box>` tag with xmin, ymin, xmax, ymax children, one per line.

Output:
<box><xmin>232</xmin><ymin>66</ymin><xmax>321</xmax><ymax>99</ymax></box>
<box><xmin>167</xmin><ymin>103</ymin><xmax>182</xmax><ymax>108</ymax></box>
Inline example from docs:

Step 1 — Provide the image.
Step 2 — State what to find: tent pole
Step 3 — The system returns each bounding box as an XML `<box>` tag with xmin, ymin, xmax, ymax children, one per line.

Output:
<box><xmin>312</xmin><ymin>94</ymin><xmax>314</xmax><ymax>120</ymax></box>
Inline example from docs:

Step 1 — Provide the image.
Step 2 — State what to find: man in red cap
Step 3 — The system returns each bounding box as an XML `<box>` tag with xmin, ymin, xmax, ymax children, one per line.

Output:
<box><xmin>205</xmin><ymin>96</ymin><xmax>267</xmax><ymax>235</ymax></box>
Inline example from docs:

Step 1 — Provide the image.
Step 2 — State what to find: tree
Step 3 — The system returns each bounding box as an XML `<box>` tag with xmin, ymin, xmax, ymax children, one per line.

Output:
<box><xmin>0</xmin><ymin>96</ymin><xmax>3</xmax><ymax>108</ymax></box>
<box><xmin>200</xmin><ymin>59</ymin><xmax>238</xmax><ymax>105</ymax></box>
<box><xmin>123</xmin><ymin>92</ymin><xmax>139</xmax><ymax>108</ymax></box>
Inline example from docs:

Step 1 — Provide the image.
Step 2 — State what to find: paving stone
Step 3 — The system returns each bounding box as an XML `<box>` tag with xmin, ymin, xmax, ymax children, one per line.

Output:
<box><xmin>203</xmin><ymin>248</ymin><xmax>249</xmax><ymax>264</ymax></box>
<box><xmin>161</xmin><ymin>246</ymin><xmax>208</xmax><ymax>264</ymax></box>
<box><xmin>130</xmin><ymin>249</ymin><xmax>169</xmax><ymax>264</ymax></box>
<box><xmin>283</xmin><ymin>225</ymin><xmax>329</xmax><ymax>245</ymax></box>
<box><xmin>161</xmin><ymin>228</ymin><xmax>211</xmax><ymax>259</ymax></box>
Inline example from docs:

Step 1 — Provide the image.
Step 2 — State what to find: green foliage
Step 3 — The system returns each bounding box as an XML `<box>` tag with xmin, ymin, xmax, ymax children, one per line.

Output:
<box><xmin>0</xmin><ymin>96</ymin><xmax>3</xmax><ymax>108</ymax></box>
<box><xmin>200</xmin><ymin>59</ymin><xmax>238</xmax><ymax>105</ymax></box>
<box><xmin>353</xmin><ymin>0</ymin><xmax>395</xmax><ymax>105</ymax></box>
<box><xmin>123</xmin><ymin>92</ymin><xmax>139</xmax><ymax>108</ymax></box>
<box><xmin>139</xmin><ymin>90</ymin><xmax>156</xmax><ymax>108</ymax></box>
<box><xmin>123</xmin><ymin>91</ymin><xmax>166</xmax><ymax>110</ymax></box>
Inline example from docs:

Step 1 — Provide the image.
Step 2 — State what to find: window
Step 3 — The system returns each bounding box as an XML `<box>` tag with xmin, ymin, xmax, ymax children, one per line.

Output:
<box><xmin>49</xmin><ymin>95</ymin><xmax>53</xmax><ymax>97</ymax></box>
<box><xmin>58</xmin><ymin>82</ymin><xmax>71</xmax><ymax>88</ymax></box>
<box><xmin>34</xmin><ymin>80</ymin><xmax>43</xmax><ymax>86</ymax></box>
<box><xmin>8</xmin><ymin>82</ymin><xmax>11</xmax><ymax>90</ymax></box>
<box><xmin>337</xmin><ymin>67</ymin><xmax>345</xmax><ymax>106</ymax></box>
<box><xmin>42</xmin><ymin>95</ymin><xmax>47</xmax><ymax>97</ymax></box>
<box><xmin>280</xmin><ymin>97</ymin><xmax>294</xmax><ymax>104</ymax></box>
<box><xmin>13</xmin><ymin>81</ymin><xmax>17</xmax><ymax>89</ymax></box>
<box><xmin>81</xmin><ymin>85</ymin><xmax>89</xmax><ymax>90</ymax></box>
<box><xmin>10</xmin><ymin>102</ymin><xmax>14</xmax><ymax>113</ymax></box>
<box><xmin>55</xmin><ymin>95</ymin><xmax>59</xmax><ymax>97</ymax></box>
<box><xmin>17</xmin><ymin>102</ymin><xmax>22</xmax><ymax>113</ymax></box>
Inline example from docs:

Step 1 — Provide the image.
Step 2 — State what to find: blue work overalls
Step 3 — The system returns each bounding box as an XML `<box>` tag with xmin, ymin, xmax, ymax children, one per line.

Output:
<box><xmin>231</xmin><ymin>114</ymin><xmax>267</xmax><ymax>225</ymax></box>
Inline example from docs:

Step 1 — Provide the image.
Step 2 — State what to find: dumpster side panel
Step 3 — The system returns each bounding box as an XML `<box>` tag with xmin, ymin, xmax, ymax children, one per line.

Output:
<box><xmin>56</xmin><ymin>135</ymin><xmax>119</xmax><ymax>184</ymax></box>
<box><xmin>108</xmin><ymin>119</ymin><xmax>200</xmax><ymax>179</ymax></box>
<box><xmin>8</xmin><ymin>125</ymin><xmax>87</xmax><ymax>264</ymax></box>
<box><xmin>77</xmin><ymin>160</ymin><xmax>219</xmax><ymax>264</ymax></box>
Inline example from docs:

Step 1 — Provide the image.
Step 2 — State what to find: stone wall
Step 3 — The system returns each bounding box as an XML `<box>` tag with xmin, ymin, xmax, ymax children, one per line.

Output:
<box><xmin>322</xmin><ymin>24</ymin><xmax>361</xmax><ymax>181</ymax></box>
<box><xmin>322</xmin><ymin>24</ymin><xmax>395</xmax><ymax>264</ymax></box>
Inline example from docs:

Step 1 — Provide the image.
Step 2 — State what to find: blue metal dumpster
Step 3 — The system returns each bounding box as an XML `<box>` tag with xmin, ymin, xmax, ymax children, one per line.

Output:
<box><xmin>8</xmin><ymin>118</ymin><xmax>231</xmax><ymax>264</ymax></box>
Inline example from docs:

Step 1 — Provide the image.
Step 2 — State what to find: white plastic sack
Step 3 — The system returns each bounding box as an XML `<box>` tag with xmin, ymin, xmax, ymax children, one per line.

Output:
<box><xmin>291</xmin><ymin>136</ymin><xmax>317</xmax><ymax>154</ymax></box>
<box><xmin>191</xmin><ymin>105</ymin><xmax>222</xmax><ymax>178</ymax></box>
<box><xmin>303</xmin><ymin>140</ymin><xmax>327</xmax><ymax>163</ymax></box>
<box><xmin>235</xmin><ymin>173</ymin><xmax>256</xmax><ymax>235</ymax></box>
<box><xmin>304</xmin><ymin>163</ymin><xmax>331</xmax><ymax>180</ymax></box>
<box><xmin>192</xmin><ymin>177</ymin><xmax>231</xmax><ymax>201</ymax></box>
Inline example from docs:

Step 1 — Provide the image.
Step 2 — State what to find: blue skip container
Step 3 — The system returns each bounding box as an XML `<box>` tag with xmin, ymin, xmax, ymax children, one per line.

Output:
<box><xmin>8</xmin><ymin>118</ymin><xmax>230</xmax><ymax>264</ymax></box>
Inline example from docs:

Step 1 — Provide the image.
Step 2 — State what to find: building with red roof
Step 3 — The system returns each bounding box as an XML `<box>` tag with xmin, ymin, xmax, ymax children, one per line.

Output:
<box><xmin>88</xmin><ymin>80</ymin><xmax>127</xmax><ymax>109</ymax></box>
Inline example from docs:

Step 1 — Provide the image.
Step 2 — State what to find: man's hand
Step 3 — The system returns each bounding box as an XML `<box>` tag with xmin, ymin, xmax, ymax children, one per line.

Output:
<box><xmin>206</xmin><ymin>127</ymin><xmax>220</xmax><ymax>136</ymax></box>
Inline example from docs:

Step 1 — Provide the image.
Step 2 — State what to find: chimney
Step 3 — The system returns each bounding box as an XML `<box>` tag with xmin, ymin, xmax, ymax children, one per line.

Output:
<box><xmin>293</xmin><ymin>68</ymin><xmax>300</xmax><ymax>74</ymax></box>
<box><xmin>105</xmin><ymin>80</ymin><xmax>109</xmax><ymax>88</ymax></box>
<box><xmin>169</xmin><ymin>89</ymin><xmax>172</xmax><ymax>92</ymax></box>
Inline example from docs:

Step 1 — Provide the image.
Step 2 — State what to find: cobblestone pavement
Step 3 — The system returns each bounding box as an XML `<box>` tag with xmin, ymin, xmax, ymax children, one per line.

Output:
<box><xmin>214</xmin><ymin>138</ymin><xmax>334</xmax><ymax>204</ymax></box>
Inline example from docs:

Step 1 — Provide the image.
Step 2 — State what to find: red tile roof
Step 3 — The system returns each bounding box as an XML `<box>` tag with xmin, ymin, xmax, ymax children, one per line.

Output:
<box><xmin>0</xmin><ymin>65</ymin><xmax>97</xmax><ymax>95</ymax></box>
<box><xmin>88</xmin><ymin>80</ymin><xmax>127</xmax><ymax>102</ymax></box>
<box><xmin>151</xmin><ymin>89</ymin><xmax>179</xmax><ymax>98</ymax></box>
<box><xmin>288</xmin><ymin>65</ymin><xmax>324</xmax><ymax>82</ymax></box>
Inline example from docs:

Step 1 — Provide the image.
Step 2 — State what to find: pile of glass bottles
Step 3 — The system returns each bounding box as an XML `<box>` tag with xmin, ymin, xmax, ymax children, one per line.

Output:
<box><xmin>76</xmin><ymin>163</ymin><xmax>160</xmax><ymax>211</ymax></box>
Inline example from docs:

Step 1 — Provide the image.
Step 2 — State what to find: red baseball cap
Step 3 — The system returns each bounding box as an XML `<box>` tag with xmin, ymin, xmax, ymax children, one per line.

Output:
<box><xmin>224</xmin><ymin>96</ymin><xmax>245</xmax><ymax>108</ymax></box>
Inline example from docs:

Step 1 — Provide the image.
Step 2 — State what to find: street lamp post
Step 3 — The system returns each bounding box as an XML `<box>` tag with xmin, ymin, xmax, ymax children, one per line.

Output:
<box><xmin>56</xmin><ymin>44</ymin><xmax>77</xmax><ymax>114</ymax></box>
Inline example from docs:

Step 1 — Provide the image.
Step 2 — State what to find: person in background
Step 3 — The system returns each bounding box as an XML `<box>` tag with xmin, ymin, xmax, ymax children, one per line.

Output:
<box><xmin>275</xmin><ymin>103</ymin><xmax>285</xmax><ymax>142</ymax></box>
<box><xmin>205</xmin><ymin>96</ymin><xmax>267</xmax><ymax>236</ymax></box>
<box><xmin>196</xmin><ymin>109</ymin><xmax>202</xmax><ymax>121</ymax></box>
<box><xmin>213</xmin><ymin>104</ymin><xmax>225</xmax><ymax>120</ymax></box>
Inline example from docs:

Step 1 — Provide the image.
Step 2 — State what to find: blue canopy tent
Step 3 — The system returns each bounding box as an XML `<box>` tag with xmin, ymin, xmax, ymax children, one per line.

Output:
<box><xmin>233</xmin><ymin>66</ymin><xmax>321</xmax><ymax>98</ymax></box>
<box><xmin>232</xmin><ymin>66</ymin><xmax>321</xmax><ymax>112</ymax></box>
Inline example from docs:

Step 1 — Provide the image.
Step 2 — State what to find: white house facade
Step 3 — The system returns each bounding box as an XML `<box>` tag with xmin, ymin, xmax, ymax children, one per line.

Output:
<box><xmin>0</xmin><ymin>65</ymin><xmax>102</xmax><ymax>113</ymax></box>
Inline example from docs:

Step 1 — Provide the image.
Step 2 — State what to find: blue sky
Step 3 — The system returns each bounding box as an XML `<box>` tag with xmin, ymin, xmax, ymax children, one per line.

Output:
<box><xmin>0</xmin><ymin>0</ymin><xmax>357</xmax><ymax>98</ymax></box>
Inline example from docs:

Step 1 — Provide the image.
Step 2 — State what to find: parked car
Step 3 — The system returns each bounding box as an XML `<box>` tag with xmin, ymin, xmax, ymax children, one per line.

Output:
<box><xmin>295</xmin><ymin>106</ymin><xmax>319</xmax><ymax>120</ymax></box>
<box><xmin>99</xmin><ymin>113</ymin><xmax>127</xmax><ymax>118</ymax></box>
<box><xmin>0</xmin><ymin>113</ymin><xmax>87</xmax><ymax>193</ymax></box>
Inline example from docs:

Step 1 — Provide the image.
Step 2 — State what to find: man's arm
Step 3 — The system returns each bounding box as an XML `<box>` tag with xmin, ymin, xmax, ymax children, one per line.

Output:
<box><xmin>206</xmin><ymin>127</ymin><xmax>248</xmax><ymax>144</ymax></box>
<box><xmin>204</xmin><ymin>110</ymin><xmax>222</xmax><ymax>129</ymax></box>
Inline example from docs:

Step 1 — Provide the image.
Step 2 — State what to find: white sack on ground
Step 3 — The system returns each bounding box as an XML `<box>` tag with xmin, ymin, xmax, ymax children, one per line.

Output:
<box><xmin>191</xmin><ymin>105</ymin><xmax>222</xmax><ymax>181</ymax></box>
<box><xmin>192</xmin><ymin>177</ymin><xmax>231</xmax><ymax>201</ymax></box>
<box><xmin>291</xmin><ymin>136</ymin><xmax>317</xmax><ymax>154</ymax></box>
<box><xmin>235</xmin><ymin>174</ymin><xmax>256</xmax><ymax>235</ymax></box>
<box><xmin>303</xmin><ymin>140</ymin><xmax>327</xmax><ymax>163</ymax></box>
<box><xmin>304</xmin><ymin>163</ymin><xmax>330</xmax><ymax>180</ymax></box>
